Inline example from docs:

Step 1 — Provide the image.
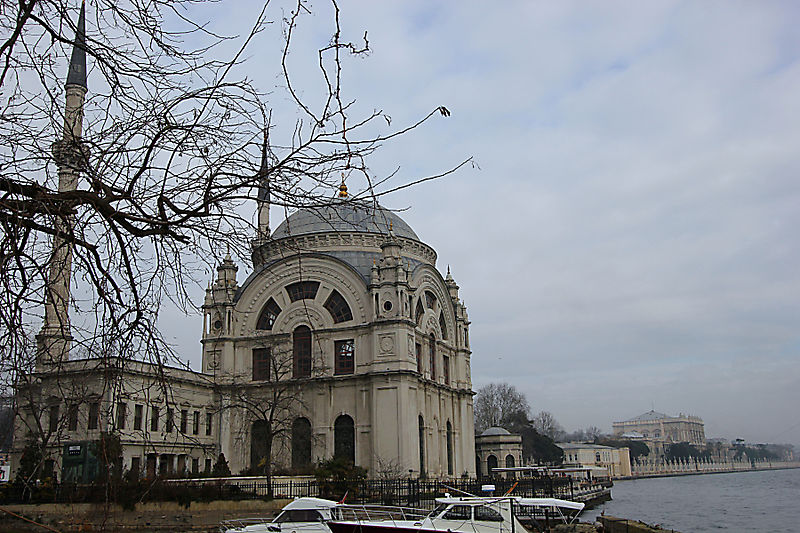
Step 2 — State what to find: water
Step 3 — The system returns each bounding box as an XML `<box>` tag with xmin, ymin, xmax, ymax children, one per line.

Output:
<box><xmin>581</xmin><ymin>468</ymin><xmax>800</xmax><ymax>532</ymax></box>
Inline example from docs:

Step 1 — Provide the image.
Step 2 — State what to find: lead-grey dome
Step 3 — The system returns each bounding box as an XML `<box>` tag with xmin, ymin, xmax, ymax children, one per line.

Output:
<box><xmin>481</xmin><ymin>427</ymin><xmax>511</xmax><ymax>436</ymax></box>
<box><xmin>271</xmin><ymin>202</ymin><xmax>419</xmax><ymax>241</ymax></box>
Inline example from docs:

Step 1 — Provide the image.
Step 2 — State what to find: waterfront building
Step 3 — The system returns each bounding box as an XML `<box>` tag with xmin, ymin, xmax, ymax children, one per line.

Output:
<box><xmin>613</xmin><ymin>410</ymin><xmax>706</xmax><ymax>446</ymax></box>
<box><xmin>12</xmin><ymin>4</ymin><xmax>476</xmax><ymax>481</ymax></box>
<box><xmin>474</xmin><ymin>427</ymin><xmax>523</xmax><ymax>478</ymax></box>
<box><xmin>558</xmin><ymin>443</ymin><xmax>632</xmax><ymax>478</ymax></box>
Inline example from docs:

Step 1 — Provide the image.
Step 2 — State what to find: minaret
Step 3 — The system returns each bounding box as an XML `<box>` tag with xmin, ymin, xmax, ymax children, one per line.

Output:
<box><xmin>37</xmin><ymin>1</ymin><xmax>88</xmax><ymax>365</ymax></box>
<box><xmin>256</xmin><ymin>130</ymin><xmax>271</xmax><ymax>239</ymax></box>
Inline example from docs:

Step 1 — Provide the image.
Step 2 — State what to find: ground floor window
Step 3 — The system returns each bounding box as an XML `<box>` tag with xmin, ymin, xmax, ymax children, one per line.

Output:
<box><xmin>334</xmin><ymin>414</ymin><xmax>355</xmax><ymax>464</ymax></box>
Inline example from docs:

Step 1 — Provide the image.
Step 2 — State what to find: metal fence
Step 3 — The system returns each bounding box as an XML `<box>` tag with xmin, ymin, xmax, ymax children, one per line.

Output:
<box><xmin>0</xmin><ymin>476</ymin><xmax>583</xmax><ymax>507</ymax></box>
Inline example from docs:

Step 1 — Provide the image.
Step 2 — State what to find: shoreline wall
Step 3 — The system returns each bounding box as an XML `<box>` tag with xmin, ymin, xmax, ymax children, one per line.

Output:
<box><xmin>623</xmin><ymin>459</ymin><xmax>800</xmax><ymax>479</ymax></box>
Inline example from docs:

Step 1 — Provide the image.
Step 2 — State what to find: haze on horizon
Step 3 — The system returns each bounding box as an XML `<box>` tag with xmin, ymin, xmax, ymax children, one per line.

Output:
<box><xmin>156</xmin><ymin>1</ymin><xmax>800</xmax><ymax>447</ymax></box>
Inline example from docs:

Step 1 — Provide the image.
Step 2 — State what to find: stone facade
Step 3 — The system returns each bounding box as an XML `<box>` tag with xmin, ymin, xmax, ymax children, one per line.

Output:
<box><xmin>558</xmin><ymin>443</ymin><xmax>632</xmax><ymax>478</ymax></box>
<box><xmin>612</xmin><ymin>410</ymin><xmax>705</xmax><ymax>446</ymax></box>
<box><xmin>12</xmin><ymin>10</ymin><xmax>476</xmax><ymax>481</ymax></box>
<box><xmin>474</xmin><ymin>427</ymin><xmax>522</xmax><ymax>478</ymax></box>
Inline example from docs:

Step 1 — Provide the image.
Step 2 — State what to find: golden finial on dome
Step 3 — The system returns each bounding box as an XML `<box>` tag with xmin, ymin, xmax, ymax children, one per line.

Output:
<box><xmin>338</xmin><ymin>172</ymin><xmax>348</xmax><ymax>198</ymax></box>
<box><xmin>389</xmin><ymin>220</ymin><xmax>393</xmax><ymax>231</ymax></box>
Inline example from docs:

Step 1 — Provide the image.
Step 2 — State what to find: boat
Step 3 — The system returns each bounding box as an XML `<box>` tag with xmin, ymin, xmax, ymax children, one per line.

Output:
<box><xmin>221</xmin><ymin>496</ymin><xmax>341</xmax><ymax>533</ymax></box>
<box><xmin>328</xmin><ymin>495</ymin><xmax>585</xmax><ymax>533</ymax></box>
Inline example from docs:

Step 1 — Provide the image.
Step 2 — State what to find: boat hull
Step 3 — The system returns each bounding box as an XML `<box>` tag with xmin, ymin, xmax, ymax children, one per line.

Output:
<box><xmin>328</xmin><ymin>522</ymin><xmax>433</xmax><ymax>533</ymax></box>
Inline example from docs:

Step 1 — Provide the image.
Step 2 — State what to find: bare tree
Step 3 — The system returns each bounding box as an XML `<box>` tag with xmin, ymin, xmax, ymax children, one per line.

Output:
<box><xmin>220</xmin><ymin>342</ymin><xmax>311</xmax><ymax>491</ymax></box>
<box><xmin>531</xmin><ymin>411</ymin><xmax>565</xmax><ymax>441</ymax></box>
<box><xmin>1</xmin><ymin>0</ymin><xmax>469</xmax><ymax>475</ymax></box>
<box><xmin>0</xmin><ymin>1</ymin><xmax>468</xmax><ymax>380</ymax></box>
<box><xmin>473</xmin><ymin>382</ymin><xmax>530</xmax><ymax>434</ymax></box>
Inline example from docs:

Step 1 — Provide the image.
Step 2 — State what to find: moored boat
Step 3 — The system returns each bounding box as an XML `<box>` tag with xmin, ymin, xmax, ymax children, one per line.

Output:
<box><xmin>328</xmin><ymin>495</ymin><xmax>585</xmax><ymax>533</ymax></box>
<box><xmin>221</xmin><ymin>496</ymin><xmax>340</xmax><ymax>533</ymax></box>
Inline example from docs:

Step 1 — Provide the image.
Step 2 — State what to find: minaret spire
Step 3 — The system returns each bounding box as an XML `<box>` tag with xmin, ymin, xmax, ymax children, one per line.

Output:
<box><xmin>65</xmin><ymin>1</ymin><xmax>87</xmax><ymax>90</ymax></box>
<box><xmin>37</xmin><ymin>1</ymin><xmax>89</xmax><ymax>365</ymax></box>
<box><xmin>256</xmin><ymin>129</ymin><xmax>271</xmax><ymax>238</ymax></box>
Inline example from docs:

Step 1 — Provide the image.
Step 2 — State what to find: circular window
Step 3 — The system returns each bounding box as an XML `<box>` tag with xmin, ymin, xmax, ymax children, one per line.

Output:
<box><xmin>213</xmin><ymin>320</ymin><xmax>223</xmax><ymax>330</ymax></box>
<box><xmin>383</xmin><ymin>300</ymin><xmax>393</xmax><ymax>311</ymax></box>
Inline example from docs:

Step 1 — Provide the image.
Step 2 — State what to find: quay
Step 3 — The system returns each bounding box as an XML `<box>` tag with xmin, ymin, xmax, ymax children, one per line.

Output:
<box><xmin>623</xmin><ymin>460</ymin><xmax>800</xmax><ymax>480</ymax></box>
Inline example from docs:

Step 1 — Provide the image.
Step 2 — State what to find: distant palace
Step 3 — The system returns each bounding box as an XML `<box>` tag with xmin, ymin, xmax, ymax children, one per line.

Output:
<box><xmin>613</xmin><ymin>410</ymin><xmax>705</xmax><ymax>446</ymax></box>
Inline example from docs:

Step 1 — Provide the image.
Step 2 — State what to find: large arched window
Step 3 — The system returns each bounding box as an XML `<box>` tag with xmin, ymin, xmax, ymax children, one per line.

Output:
<box><xmin>487</xmin><ymin>455</ymin><xmax>498</xmax><ymax>476</ymax></box>
<box><xmin>506</xmin><ymin>454</ymin><xmax>515</xmax><ymax>468</ymax></box>
<box><xmin>293</xmin><ymin>326</ymin><xmax>312</xmax><ymax>378</ymax></box>
<box><xmin>334</xmin><ymin>415</ymin><xmax>355</xmax><ymax>464</ymax></box>
<box><xmin>446</xmin><ymin>421</ymin><xmax>454</xmax><ymax>475</ymax></box>
<box><xmin>256</xmin><ymin>298</ymin><xmax>282</xmax><ymax>330</ymax></box>
<box><xmin>324</xmin><ymin>290</ymin><xmax>353</xmax><ymax>323</ymax></box>
<box><xmin>291</xmin><ymin>418</ymin><xmax>312</xmax><ymax>470</ymax></box>
<box><xmin>418</xmin><ymin>415</ymin><xmax>426</xmax><ymax>476</ymax></box>
<box><xmin>286</xmin><ymin>281</ymin><xmax>320</xmax><ymax>302</ymax></box>
<box><xmin>250</xmin><ymin>420</ymin><xmax>270</xmax><ymax>473</ymax></box>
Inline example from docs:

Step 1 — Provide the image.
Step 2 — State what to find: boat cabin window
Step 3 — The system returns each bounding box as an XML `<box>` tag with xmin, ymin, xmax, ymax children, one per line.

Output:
<box><xmin>473</xmin><ymin>506</ymin><xmax>503</xmax><ymax>522</ymax></box>
<box><xmin>275</xmin><ymin>509</ymin><xmax>326</xmax><ymax>523</ymax></box>
<box><xmin>442</xmin><ymin>506</ymin><xmax>472</xmax><ymax>521</ymax></box>
<box><xmin>432</xmin><ymin>503</ymin><xmax>450</xmax><ymax>517</ymax></box>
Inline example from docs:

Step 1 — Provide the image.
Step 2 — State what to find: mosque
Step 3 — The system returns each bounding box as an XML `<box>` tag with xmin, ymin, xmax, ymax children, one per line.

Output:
<box><xmin>12</xmin><ymin>3</ymin><xmax>476</xmax><ymax>480</ymax></box>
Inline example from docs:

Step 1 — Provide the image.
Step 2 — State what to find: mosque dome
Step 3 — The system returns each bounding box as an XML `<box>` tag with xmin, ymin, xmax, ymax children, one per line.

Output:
<box><xmin>271</xmin><ymin>202</ymin><xmax>419</xmax><ymax>241</ymax></box>
<box><xmin>250</xmin><ymin>200</ymin><xmax>437</xmax><ymax>284</ymax></box>
<box><xmin>481</xmin><ymin>427</ymin><xmax>512</xmax><ymax>437</ymax></box>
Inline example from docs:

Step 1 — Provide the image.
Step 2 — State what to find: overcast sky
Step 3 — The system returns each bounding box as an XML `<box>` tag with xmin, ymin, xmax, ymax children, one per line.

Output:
<box><xmin>157</xmin><ymin>1</ymin><xmax>800</xmax><ymax>446</ymax></box>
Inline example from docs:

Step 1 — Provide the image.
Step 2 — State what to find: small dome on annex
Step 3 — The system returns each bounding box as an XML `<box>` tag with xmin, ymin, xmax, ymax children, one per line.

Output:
<box><xmin>481</xmin><ymin>427</ymin><xmax>512</xmax><ymax>437</ymax></box>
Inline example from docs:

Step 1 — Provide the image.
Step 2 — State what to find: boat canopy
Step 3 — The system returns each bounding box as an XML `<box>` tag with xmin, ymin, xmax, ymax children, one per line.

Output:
<box><xmin>433</xmin><ymin>496</ymin><xmax>584</xmax><ymax>512</ymax></box>
<box><xmin>283</xmin><ymin>497</ymin><xmax>340</xmax><ymax>511</ymax></box>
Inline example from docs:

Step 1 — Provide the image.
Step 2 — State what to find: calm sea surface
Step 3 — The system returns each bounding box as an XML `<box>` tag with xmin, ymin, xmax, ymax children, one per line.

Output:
<box><xmin>580</xmin><ymin>468</ymin><xmax>800</xmax><ymax>532</ymax></box>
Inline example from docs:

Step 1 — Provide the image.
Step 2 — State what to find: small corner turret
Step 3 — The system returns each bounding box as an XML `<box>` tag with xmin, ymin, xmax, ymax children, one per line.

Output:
<box><xmin>371</xmin><ymin>224</ymin><xmax>410</xmax><ymax>319</ymax></box>
<box><xmin>202</xmin><ymin>254</ymin><xmax>239</xmax><ymax>339</ymax></box>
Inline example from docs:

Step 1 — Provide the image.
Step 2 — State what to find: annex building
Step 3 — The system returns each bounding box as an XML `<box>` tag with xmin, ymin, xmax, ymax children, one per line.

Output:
<box><xmin>12</xmin><ymin>3</ymin><xmax>476</xmax><ymax>481</ymax></box>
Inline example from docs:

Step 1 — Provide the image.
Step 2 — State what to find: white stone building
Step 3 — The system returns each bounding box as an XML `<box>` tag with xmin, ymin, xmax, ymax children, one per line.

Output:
<box><xmin>613</xmin><ymin>410</ymin><xmax>706</xmax><ymax>446</ymax></box>
<box><xmin>474</xmin><ymin>427</ymin><xmax>523</xmax><ymax>478</ymax></box>
<box><xmin>12</xmin><ymin>3</ymin><xmax>476</xmax><ymax>481</ymax></box>
<box><xmin>558</xmin><ymin>443</ymin><xmax>631</xmax><ymax>478</ymax></box>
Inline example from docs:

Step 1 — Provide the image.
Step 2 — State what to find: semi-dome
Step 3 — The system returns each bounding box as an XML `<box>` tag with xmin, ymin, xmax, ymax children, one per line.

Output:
<box><xmin>272</xmin><ymin>202</ymin><xmax>419</xmax><ymax>241</ymax></box>
<box><xmin>481</xmin><ymin>427</ymin><xmax>512</xmax><ymax>437</ymax></box>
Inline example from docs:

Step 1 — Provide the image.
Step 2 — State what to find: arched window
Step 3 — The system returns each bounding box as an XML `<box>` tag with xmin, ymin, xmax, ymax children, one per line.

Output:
<box><xmin>439</xmin><ymin>312</ymin><xmax>448</xmax><ymax>340</ymax></box>
<box><xmin>293</xmin><ymin>326</ymin><xmax>312</xmax><ymax>378</ymax></box>
<box><xmin>418</xmin><ymin>415</ymin><xmax>426</xmax><ymax>476</ymax></box>
<box><xmin>446</xmin><ymin>421</ymin><xmax>454</xmax><ymax>475</ymax></box>
<box><xmin>250</xmin><ymin>420</ymin><xmax>270</xmax><ymax>473</ymax></box>
<box><xmin>415</xmin><ymin>299</ymin><xmax>425</xmax><ymax>325</ymax></box>
<box><xmin>429</xmin><ymin>334</ymin><xmax>436</xmax><ymax>380</ymax></box>
<box><xmin>291</xmin><ymin>418</ymin><xmax>312</xmax><ymax>470</ymax></box>
<box><xmin>334</xmin><ymin>415</ymin><xmax>355</xmax><ymax>464</ymax></box>
<box><xmin>286</xmin><ymin>281</ymin><xmax>320</xmax><ymax>302</ymax></box>
<box><xmin>256</xmin><ymin>298</ymin><xmax>282</xmax><ymax>330</ymax></box>
<box><xmin>487</xmin><ymin>455</ymin><xmax>498</xmax><ymax>476</ymax></box>
<box><xmin>324</xmin><ymin>290</ymin><xmax>353</xmax><ymax>323</ymax></box>
<box><xmin>425</xmin><ymin>290</ymin><xmax>437</xmax><ymax>309</ymax></box>
<box><xmin>506</xmin><ymin>454</ymin><xmax>515</xmax><ymax>468</ymax></box>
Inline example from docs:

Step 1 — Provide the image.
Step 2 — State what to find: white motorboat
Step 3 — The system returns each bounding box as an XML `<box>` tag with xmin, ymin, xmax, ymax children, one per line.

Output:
<box><xmin>328</xmin><ymin>495</ymin><xmax>585</xmax><ymax>533</ymax></box>
<box><xmin>221</xmin><ymin>496</ymin><xmax>340</xmax><ymax>533</ymax></box>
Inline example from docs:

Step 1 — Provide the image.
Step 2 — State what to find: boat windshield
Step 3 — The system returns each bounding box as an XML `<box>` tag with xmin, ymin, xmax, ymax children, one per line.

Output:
<box><xmin>473</xmin><ymin>505</ymin><xmax>503</xmax><ymax>522</ymax></box>
<box><xmin>441</xmin><ymin>505</ymin><xmax>472</xmax><ymax>521</ymax></box>
<box><xmin>274</xmin><ymin>510</ymin><xmax>326</xmax><ymax>523</ymax></box>
<box><xmin>431</xmin><ymin>503</ymin><xmax>450</xmax><ymax>517</ymax></box>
